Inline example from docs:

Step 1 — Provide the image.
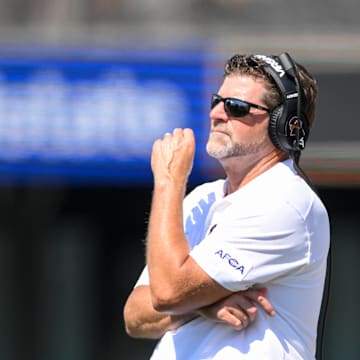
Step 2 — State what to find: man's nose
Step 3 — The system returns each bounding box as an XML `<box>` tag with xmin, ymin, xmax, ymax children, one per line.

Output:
<box><xmin>209</xmin><ymin>102</ymin><xmax>229</xmax><ymax>122</ymax></box>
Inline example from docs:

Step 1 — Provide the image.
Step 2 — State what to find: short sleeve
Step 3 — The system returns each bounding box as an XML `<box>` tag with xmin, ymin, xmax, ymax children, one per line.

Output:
<box><xmin>190</xmin><ymin>202</ymin><xmax>310</xmax><ymax>292</ymax></box>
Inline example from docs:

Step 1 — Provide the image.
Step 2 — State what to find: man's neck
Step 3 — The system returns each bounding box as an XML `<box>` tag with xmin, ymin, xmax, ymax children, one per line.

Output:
<box><xmin>221</xmin><ymin>150</ymin><xmax>288</xmax><ymax>195</ymax></box>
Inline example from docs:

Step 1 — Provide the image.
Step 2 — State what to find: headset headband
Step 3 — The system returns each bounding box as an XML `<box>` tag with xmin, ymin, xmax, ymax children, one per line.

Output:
<box><xmin>253</xmin><ymin>54</ymin><xmax>299</xmax><ymax>102</ymax></box>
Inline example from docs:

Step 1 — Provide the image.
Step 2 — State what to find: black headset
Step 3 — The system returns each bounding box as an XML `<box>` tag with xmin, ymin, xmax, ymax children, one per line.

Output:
<box><xmin>252</xmin><ymin>53</ymin><xmax>309</xmax><ymax>154</ymax></box>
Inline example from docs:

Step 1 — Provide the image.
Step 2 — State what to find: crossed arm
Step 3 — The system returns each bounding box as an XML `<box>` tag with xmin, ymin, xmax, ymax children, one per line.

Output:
<box><xmin>123</xmin><ymin>283</ymin><xmax>274</xmax><ymax>339</ymax></box>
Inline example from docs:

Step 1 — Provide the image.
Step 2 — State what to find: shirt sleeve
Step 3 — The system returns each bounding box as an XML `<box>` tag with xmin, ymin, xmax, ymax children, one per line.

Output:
<box><xmin>189</xmin><ymin>202</ymin><xmax>310</xmax><ymax>292</ymax></box>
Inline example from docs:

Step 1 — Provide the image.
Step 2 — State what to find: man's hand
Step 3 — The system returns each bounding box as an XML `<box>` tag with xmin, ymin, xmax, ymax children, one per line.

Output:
<box><xmin>151</xmin><ymin>128</ymin><xmax>195</xmax><ymax>186</ymax></box>
<box><xmin>197</xmin><ymin>288</ymin><xmax>275</xmax><ymax>331</ymax></box>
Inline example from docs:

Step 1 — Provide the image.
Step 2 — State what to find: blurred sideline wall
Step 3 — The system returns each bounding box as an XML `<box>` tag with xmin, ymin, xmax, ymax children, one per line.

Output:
<box><xmin>0</xmin><ymin>1</ymin><xmax>359</xmax><ymax>359</ymax></box>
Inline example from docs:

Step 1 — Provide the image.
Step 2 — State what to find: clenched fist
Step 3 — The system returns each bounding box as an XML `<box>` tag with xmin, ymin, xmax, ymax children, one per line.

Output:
<box><xmin>151</xmin><ymin>128</ymin><xmax>195</xmax><ymax>187</ymax></box>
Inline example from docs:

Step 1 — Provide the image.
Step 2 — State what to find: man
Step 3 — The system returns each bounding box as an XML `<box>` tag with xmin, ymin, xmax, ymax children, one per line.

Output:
<box><xmin>123</xmin><ymin>53</ymin><xmax>330</xmax><ymax>359</ymax></box>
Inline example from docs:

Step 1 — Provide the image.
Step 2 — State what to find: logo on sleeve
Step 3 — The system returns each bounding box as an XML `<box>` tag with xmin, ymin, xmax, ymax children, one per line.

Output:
<box><xmin>215</xmin><ymin>250</ymin><xmax>245</xmax><ymax>273</ymax></box>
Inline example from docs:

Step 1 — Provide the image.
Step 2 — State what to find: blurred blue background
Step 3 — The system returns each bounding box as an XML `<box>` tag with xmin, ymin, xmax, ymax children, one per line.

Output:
<box><xmin>0</xmin><ymin>46</ymin><xmax>210</xmax><ymax>185</ymax></box>
<box><xmin>0</xmin><ymin>1</ymin><xmax>359</xmax><ymax>359</ymax></box>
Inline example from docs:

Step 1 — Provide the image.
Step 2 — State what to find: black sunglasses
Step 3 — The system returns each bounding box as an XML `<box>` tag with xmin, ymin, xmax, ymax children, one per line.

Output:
<box><xmin>211</xmin><ymin>94</ymin><xmax>270</xmax><ymax>118</ymax></box>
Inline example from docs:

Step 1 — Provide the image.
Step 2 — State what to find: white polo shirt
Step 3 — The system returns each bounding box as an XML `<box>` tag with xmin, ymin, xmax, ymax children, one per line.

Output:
<box><xmin>135</xmin><ymin>159</ymin><xmax>330</xmax><ymax>359</ymax></box>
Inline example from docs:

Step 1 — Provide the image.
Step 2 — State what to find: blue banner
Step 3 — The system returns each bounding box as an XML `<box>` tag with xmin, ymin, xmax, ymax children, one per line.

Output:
<box><xmin>0</xmin><ymin>46</ymin><xmax>215</xmax><ymax>185</ymax></box>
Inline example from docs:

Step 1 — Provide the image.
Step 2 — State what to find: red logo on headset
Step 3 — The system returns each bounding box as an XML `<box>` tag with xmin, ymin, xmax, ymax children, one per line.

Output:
<box><xmin>288</xmin><ymin>116</ymin><xmax>306</xmax><ymax>149</ymax></box>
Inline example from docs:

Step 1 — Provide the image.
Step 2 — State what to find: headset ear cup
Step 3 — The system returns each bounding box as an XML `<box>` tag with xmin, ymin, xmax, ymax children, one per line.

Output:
<box><xmin>269</xmin><ymin>106</ymin><xmax>283</xmax><ymax>151</ymax></box>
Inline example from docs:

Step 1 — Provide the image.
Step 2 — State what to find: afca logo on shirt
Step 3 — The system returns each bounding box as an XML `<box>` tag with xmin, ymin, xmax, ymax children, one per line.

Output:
<box><xmin>215</xmin><ymin>250</ymin><xmax>245</xmax><ymax>273</ymax></box>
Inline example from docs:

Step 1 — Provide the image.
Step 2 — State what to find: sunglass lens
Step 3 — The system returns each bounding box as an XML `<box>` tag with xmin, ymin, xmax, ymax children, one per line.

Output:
<box><xmin>211</xmin><ymin>94</ymin><xmax>221</xmax><ymax>109</ymax></box>
<box><xmin>226</xmin><ymin>99</ymin><xmax>250</xmax><ymax>117</ymax></box>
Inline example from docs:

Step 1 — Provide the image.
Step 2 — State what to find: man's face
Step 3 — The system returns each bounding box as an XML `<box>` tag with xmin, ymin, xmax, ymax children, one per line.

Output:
<box><xmin>206</xmin><ymin>75</ymin><xmax>273</xmax><ymax>160</ymax></box>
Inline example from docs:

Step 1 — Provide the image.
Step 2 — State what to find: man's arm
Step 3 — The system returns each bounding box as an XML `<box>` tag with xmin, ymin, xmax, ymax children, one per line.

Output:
<box><xmin>123</xmin><ymin>284</ymin><xmax>275</xmax><ymax>339</ymax></box>
<box><xmin>123</xmin><ymin>285</ymin><xmax>197</xmax><ymax>339</ymax></box>
<box><xmin>147</xmin><ymin>128</ymin><xmax>234</xmax><ymax>313</ymax></box>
